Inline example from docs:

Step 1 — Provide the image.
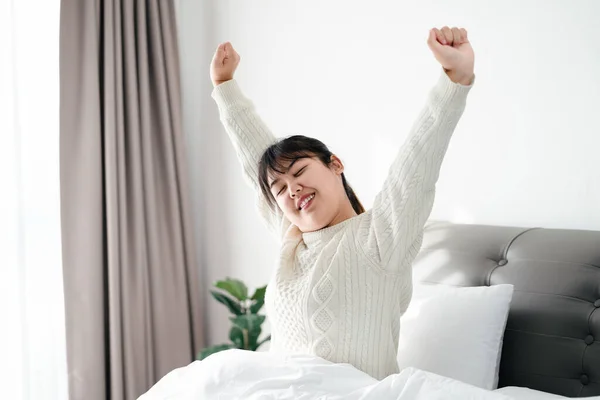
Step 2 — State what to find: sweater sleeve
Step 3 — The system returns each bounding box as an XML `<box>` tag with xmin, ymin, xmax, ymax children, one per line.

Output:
<box><xmin>358</xmin><ymin>71</ymin><xmax>473</xmax><ymax>271</ymax></box>
<box><xmin>211</xmin><ymin>80</ymin><xmax>289</xmax><ymax>238</ymax></box>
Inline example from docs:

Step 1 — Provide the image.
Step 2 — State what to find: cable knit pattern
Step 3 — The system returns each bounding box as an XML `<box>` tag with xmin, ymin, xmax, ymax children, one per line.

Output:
<box><xmin>211</xmin><ymin>72</ymin><xmax>473</xmax><ymax>379</ymax></box>
<box><xmin>311</xmin><ymin>271</ymin><xmax>336</xmax><ymax>358</ymax></box>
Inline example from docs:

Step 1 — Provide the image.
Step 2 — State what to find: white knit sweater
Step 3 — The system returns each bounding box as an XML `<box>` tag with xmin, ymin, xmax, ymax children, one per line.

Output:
<box><xmin>211</xmin><ymin>71</ymin><xmax>473</xmax><ymax>380</ymax></box>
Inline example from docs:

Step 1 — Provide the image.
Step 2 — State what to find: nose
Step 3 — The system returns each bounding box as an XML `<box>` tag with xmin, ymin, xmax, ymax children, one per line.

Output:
<box><xmin>289</xmin><ymin>184</ymin><xmax>302</xmax><ymax>198</ymax></box>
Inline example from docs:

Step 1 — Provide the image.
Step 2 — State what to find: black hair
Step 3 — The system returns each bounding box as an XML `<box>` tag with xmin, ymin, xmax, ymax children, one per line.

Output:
<box><xmin>258</xmin><ymin>135</ymin><xmax>365</xmax><ymax>215</ymax></box>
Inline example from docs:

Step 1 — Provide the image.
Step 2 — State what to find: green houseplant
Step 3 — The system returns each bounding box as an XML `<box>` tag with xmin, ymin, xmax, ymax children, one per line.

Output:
<box><xmin>197</xmin><ymin>277</ymin><xmax>271</xmax><ymax>360</ymax></box>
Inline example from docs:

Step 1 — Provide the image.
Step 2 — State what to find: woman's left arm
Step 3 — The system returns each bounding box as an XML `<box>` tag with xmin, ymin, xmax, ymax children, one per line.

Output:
<box><xmin>358</xmin><ymin>27</ymin><xmax>475</xmax><ymax>271</ymax></box>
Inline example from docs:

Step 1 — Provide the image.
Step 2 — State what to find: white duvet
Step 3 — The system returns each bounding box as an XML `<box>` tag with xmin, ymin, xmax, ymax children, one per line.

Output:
<box><xmin>139</xmin><ymin>349</ymin><xmax>598</xmax><ymax>400</ymax></box>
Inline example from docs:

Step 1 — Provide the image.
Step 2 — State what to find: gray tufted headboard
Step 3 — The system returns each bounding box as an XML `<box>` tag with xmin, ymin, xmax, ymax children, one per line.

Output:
<box><xmin>413</xmin><ymin>221</ymin><xmax>600</xmax><ymax>397</ymax></box>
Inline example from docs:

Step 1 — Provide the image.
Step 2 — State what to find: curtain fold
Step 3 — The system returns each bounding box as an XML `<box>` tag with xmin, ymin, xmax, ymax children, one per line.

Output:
<box><xmin>60</xmin><ymin>1</ymin><xmax>203</xmax><ymax>398</ymax></box>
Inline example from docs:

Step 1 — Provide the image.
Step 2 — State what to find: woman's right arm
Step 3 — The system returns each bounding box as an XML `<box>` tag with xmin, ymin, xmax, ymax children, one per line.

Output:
<box><xmin>210</xmin><ymin>43</ymin><xmax>288</xmax><ymax>238</ymax></box>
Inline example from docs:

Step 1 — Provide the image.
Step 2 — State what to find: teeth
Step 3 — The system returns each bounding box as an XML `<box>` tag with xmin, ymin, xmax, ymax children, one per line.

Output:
<box><xmin>300</xmin><ymin>194</ymin><xmax>314</xmax><ymax>209</ymax></box>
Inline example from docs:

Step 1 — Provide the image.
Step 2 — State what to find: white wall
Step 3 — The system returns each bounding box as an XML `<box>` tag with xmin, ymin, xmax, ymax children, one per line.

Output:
<box><xmin>177</xmin><ymin>0</ymin><xmax>600</xmax><ymax>345</ymax></box>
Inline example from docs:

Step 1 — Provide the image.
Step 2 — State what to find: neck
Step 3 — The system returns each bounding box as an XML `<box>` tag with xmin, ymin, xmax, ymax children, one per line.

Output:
<box><xmin>326</xmin><ymin>201</ymin><xmax>358</xmax><ymax>228</ymax></box>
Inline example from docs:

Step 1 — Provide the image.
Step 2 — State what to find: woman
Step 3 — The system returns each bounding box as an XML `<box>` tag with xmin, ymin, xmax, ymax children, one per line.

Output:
<box><xmin>209</xmin><ymin>27</ymin><xmax>475</xmax><ymax>380</ymax></box>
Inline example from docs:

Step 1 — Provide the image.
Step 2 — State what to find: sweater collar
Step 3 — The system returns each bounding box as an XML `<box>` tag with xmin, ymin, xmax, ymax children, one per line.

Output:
<box><xmin>302</xmin><ymin>216</ymin><xmax>357</xmax><ymax>248</ymax></box>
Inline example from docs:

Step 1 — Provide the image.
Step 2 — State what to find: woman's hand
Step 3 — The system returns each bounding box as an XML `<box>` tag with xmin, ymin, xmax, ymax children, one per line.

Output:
<box><xmin>427</xmin><ymin>27</ymin><xmax>475</xmax><ymax>85</ymax></box>
<box><xmin>210</xmin><ymin>42</ymin><xmax>240</xmax><ymax>87</ymax></box>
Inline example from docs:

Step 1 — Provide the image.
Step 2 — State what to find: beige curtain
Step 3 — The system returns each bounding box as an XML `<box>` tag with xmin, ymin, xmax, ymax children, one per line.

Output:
<box><xmin>59</xmin><ymin>1</ymin><xmax>204</xmax><ymax>399</ymax></box>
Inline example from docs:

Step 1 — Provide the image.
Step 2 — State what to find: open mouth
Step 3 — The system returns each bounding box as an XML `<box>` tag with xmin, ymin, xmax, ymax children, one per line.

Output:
<box><xmin>298</xmin><ymin>193</ymin><xmax>315</xmax><ymax>211</ymax></box>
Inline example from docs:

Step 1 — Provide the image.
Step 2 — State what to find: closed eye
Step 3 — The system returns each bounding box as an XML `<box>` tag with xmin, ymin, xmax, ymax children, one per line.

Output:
<box><xmin>277</xmin><ymin>185</ymin><xmax>286</xmax><ymax>196</ymax></box>
<box><xmin>293</xmin><ymin>166</ymin><xmax>307</xmax><ymax>177</ymax></box>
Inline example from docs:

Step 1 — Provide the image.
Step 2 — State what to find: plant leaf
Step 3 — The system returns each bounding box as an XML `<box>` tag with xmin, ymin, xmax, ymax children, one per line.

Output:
<box><xmin>248</xmin><ymin>325</ymin><xmax>262</xmax><ymax>351</ymax></box>
<box><xmin>196</xmin><ymin>343</ymin><xmax>234</xmax><ymax>360</ymax></box>
<box><xmin>256</xmin><ymin>334</ymin><xmax>271</xmax><ymax>350</ymax></box>
<box><xmin>229</xmin><ymin>325</ymin><xmax>244</xmax><ymax>349</ymax></box>
<box><xmin>230</xmin><ymin>314</ymin><xmax>266</xmax><ymax>331</ymax></box>
<box><xmin>215</xmin><ymin>278</ymin><xmax>248</xmax><ymax>301</ymax></box>
<box><xmin>249</xmin><ymin>285</ymin><xmax>267</xmax><ymax>314</ymax></box>
<box><xmin>210</xmin><ymin>291</ymin><xmax>243</xmax><ymax>315</ymax></box>
<box><xmin>251</xmin><ymin>285</ymin><xmax>267</xmax><ymax>301</ymax></box>
<box><xmin>231</xmin><ymin>314</ymin><xmax>265</xmax><ymax>350</ymax></box>
<box><xmin>250</xmin><ymin>298</ymin><xmax>264</xmax><ymax>314</ymax></box>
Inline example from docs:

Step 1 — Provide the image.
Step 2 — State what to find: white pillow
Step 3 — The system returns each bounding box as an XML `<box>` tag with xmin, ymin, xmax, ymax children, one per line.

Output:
<box><xmin>397</xmin><ymin>284</ymin><xmax>514</xmax><ymax>390</ymax></box>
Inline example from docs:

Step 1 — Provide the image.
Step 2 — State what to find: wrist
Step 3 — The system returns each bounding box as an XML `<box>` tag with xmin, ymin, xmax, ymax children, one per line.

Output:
<box><xmin>212</xmin><ymin>78</ymin><xmax>232</xmax><ymax>88</ymax></box>
<box><xmin>445</xmin><ymin>69</ymin><xmax>474</xmax><ymax>86</ymax></box>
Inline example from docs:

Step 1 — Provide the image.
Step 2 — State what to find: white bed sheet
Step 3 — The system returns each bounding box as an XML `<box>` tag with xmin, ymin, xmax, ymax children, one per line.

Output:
<box><xmin>139</xmin><ymin>349</ymin><xmax>597</xmax><ymax>400</ymax></box>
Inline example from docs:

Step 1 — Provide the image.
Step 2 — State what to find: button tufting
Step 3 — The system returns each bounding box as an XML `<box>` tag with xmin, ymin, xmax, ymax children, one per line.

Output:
<box><xmin>595</xmin><ymin>299</ymin><xmax>600</xmax><ymax>308</ymax></box>
<box><xmin>498</xmin><ymin>259</ymin><xmax>508</xmax><ymax>266</ymax></box>
<box><xmin>581</xmin><ymin>374</ymin><xmax>590</xmax><ymax>385</ymax></box>
<box><xmin>585</xmin><ymin>335</ymin><xmax>594</xmax><ymax>345</ymax></box>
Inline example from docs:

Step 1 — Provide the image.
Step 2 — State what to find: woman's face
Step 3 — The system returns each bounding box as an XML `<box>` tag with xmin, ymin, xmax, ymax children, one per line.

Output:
<box><xmin>267</xmin><ymin>155</ymin><xmax>350</xmax><ymax>233</ymax></box>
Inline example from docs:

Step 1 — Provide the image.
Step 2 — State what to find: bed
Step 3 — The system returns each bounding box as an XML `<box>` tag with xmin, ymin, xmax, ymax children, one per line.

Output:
<box><xmin>140</xmin><ymin>221</ymin><xmax>600</xmax><ymax>399</ymax></box>
<box><xmin>414</xmin><ymin>221</ymin><xmax>600</xmax><ymax>398</ymax></box>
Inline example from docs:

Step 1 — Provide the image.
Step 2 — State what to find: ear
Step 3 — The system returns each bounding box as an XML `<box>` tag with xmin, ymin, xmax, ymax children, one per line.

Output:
<box><xmin>329</xmin><ymin>155</ymin><xmax>345</xmax><ymax>175</ymax></box>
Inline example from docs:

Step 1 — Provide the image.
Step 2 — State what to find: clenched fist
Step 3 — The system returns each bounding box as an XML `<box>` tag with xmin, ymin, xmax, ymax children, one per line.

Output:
<box><xmin>210</xmin><ymin>42</ymin><xmax>240</xmax><ymax>87</ymax></box>
<box><xmin>427</xmin><ymin>27</ymin><xmax>475</xmax><ymax>85</ymax></box>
